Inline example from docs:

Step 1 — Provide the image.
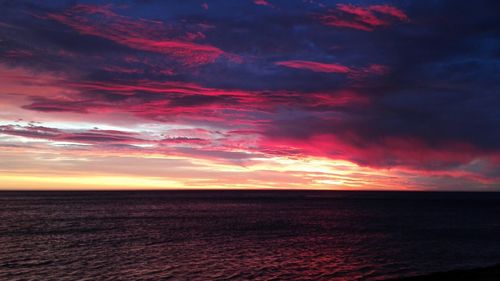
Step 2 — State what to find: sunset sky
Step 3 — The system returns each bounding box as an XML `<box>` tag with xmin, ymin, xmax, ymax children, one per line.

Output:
<box><xmin>1</xmin><ymin>0</ymin><xmax>499</xmax><ymax>190</ymax></box>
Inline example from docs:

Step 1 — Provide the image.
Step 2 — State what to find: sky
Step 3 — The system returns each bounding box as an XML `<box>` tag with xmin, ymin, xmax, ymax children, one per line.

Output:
<box><xmin>0</xmin><ymin>0</ymin><xmax>499</xmax><ymax>190</ymax></box>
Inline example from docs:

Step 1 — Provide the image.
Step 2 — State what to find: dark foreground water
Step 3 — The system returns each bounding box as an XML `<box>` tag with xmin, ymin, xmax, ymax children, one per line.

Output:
<box><xmin>1</xmin><ymin>191</ymin><xmax>500</xmax><ymax>280</ymax></box>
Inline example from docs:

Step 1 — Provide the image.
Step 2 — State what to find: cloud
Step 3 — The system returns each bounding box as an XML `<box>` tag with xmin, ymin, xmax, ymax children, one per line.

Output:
<box><xmin>318</xmin><ymin>4</ymin><xmax>408</xmax><ymax>31</ymax></box>
<box><xmin>2</xmin><ymin>50</ymin><xmax>34</xmax><ymax>58</ymax></box>
<box><xmin>161</xmin><ymin>137</ymin><xmax>210</xmax><ymax>145</ymax></box>
<box><xmin>368</xmin><ymin>5</ymin><xmax>408</xmax><ymax>21</ymax></box>
<box><xmin>18</xmin><ymin>77</ymin><xmax>368</xmax><ymax>128</ymax></box>
<box><xmin>275</xmin><ymin>60</ymin><xmax>389</xmax><ymax>77</ymax></box>
<box><xmin>1</xmin><ymin>0</ymin><xmax>500</xmax><ymax>189</ymax></box>
<box><xmin>254</xmin><ymin>0</ymin><xmax>271</xmax><ymax>6</ymax></box>
<box><xmin>276</xmin><ymin>60</ymin><xmax>351</xmax><ymax>73</ymax></box>
<box><xmin>22</xmin><ymin>100</ymin><xmax>90</xmax><ymax>113</ymax></box>
<box><xmin>0</xmin><ymin>124</ymin><xmax>146</xmax><ymax>145</ymax></box>
<box><xmin>43</xmin><ymin>4</ymin><xmax>236</xmax><ymax>65</ymax></box>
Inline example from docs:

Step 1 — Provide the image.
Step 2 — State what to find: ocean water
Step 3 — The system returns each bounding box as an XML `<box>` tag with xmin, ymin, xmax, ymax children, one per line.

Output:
<box><xmin>1</xmin><ymin>191</ymin><xmax>500</xmax><ymax>280</ymax></box>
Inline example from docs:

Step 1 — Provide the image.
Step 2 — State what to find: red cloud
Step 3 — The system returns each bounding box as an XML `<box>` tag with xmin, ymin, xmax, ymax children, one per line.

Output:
<box><xmin>276</xmin><ymin>60</ymin><xmax>351</xmax><ymax>73</ymax></box>
<box><xmin>21</xmin><ymin>77</ymin><xmax>368</xmax><ymax>124</ymax></box>
<box><xmin>276</xmin><ymin>60</ymin><xmax>389</xmax><ymax>77</ymax></box>
<box><xmin>44</xmin><ymin>4</ymin><xmax>235</xmax><ymax>65</ymax></box>
<box><xmin>369</xmin><ymin>5</ymin><xmax>408</xmax><ymax>21</ymax></box>
<box><xmin>260</xmin><ymin>132</ymin><xmax>491</xmax><ymax>172</ymax></box>
<box><xmin>318</xmin><ymin>4</ymin><xmax>408</xmax><ymax>31</ymax></box>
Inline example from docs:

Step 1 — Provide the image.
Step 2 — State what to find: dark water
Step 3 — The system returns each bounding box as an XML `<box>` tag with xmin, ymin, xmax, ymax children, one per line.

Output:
<box><xmin>1</xmin><ymin>191</ymin><xmax>500</xmax><ymax>280</ymax></box>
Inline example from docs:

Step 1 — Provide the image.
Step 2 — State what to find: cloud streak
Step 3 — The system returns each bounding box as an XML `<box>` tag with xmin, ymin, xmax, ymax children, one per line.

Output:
<box><xmin>44</xmin><ymin>4</ymin><xmax>235</xmax><ymax>65</ymax></box>
<box><xmin>276</xmin><ymin>60</ymin><xmax>351</xmax><ymax>73</ymax></box>
<box><xmin>318</xmin><ymin>4</ymin><xmax>408</xmax><ymax>31</ymax></box>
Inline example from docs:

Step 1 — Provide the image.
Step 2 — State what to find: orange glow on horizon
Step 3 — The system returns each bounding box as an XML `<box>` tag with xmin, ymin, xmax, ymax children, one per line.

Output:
<box><xmin>0</xmin><ymin>145</ymin><xmax>415</xmax><ymax>190</ymax></box>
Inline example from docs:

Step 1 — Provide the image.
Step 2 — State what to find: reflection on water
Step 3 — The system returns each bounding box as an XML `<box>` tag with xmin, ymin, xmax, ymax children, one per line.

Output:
<box><xmin>1</xmin><ymin>191</ymin><xmax>500</xmax><ymax>280</ymax></box>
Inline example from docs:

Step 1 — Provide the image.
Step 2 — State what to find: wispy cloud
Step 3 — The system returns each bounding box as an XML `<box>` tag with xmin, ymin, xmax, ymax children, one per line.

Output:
<box><xmin>318</xmin><ymin>4</ymin><xmax>408</xmax><ymax>31</ymax></box>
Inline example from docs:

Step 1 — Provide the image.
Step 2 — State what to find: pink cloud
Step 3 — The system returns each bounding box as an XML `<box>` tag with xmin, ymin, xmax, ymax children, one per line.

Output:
<box><xmin>276</xmin><ymin>60</ymin><xmax>389</xmax><ymax>77</ymax></box>
<box><xmin>276</xmin><ymin>60</ymin><xmax>351</xmax><ymax>73</ymax></box>
<box><xmin>318</xmin><ymin>4</ymin><xmax>408</xmax><ymax>31</ymax></box>
<box><xmin>254</xmin><ymin>0</ymin><xmax>271</xmax><ymax>6</ymax></box>
<box><xmin>369</xmin><ymin>5</ymin><xmax>409</xmax><ymax>21</ymax></box>
<box><xmin>44</xmin><ymin>4</ymin><xmax>235</xmax><ymax>65</ymax></box>
<box><xmin>259</xmin><ymin>132</ymin><xmax>493</xmax><ymax>173</ymax></box>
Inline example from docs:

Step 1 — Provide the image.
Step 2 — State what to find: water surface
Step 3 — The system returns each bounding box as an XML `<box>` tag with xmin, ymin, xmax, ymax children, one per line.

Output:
<box><xmin>1</xmin><ymin>191</ymin><xmax>500</xmax><ymax>280</ymax></box>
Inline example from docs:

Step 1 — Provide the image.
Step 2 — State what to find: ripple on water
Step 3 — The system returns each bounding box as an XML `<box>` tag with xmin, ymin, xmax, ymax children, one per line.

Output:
<box><xmin>2</xmin><ymin>191</ymin><xmax>500</xmax><ymax>280</ymax></box>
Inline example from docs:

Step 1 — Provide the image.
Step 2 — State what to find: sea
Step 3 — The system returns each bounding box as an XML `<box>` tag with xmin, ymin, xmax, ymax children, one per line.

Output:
<box><xmin>1</xmin><ymin>191</ymin><xmax>500</xmax><ymax>280</ymax></box>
